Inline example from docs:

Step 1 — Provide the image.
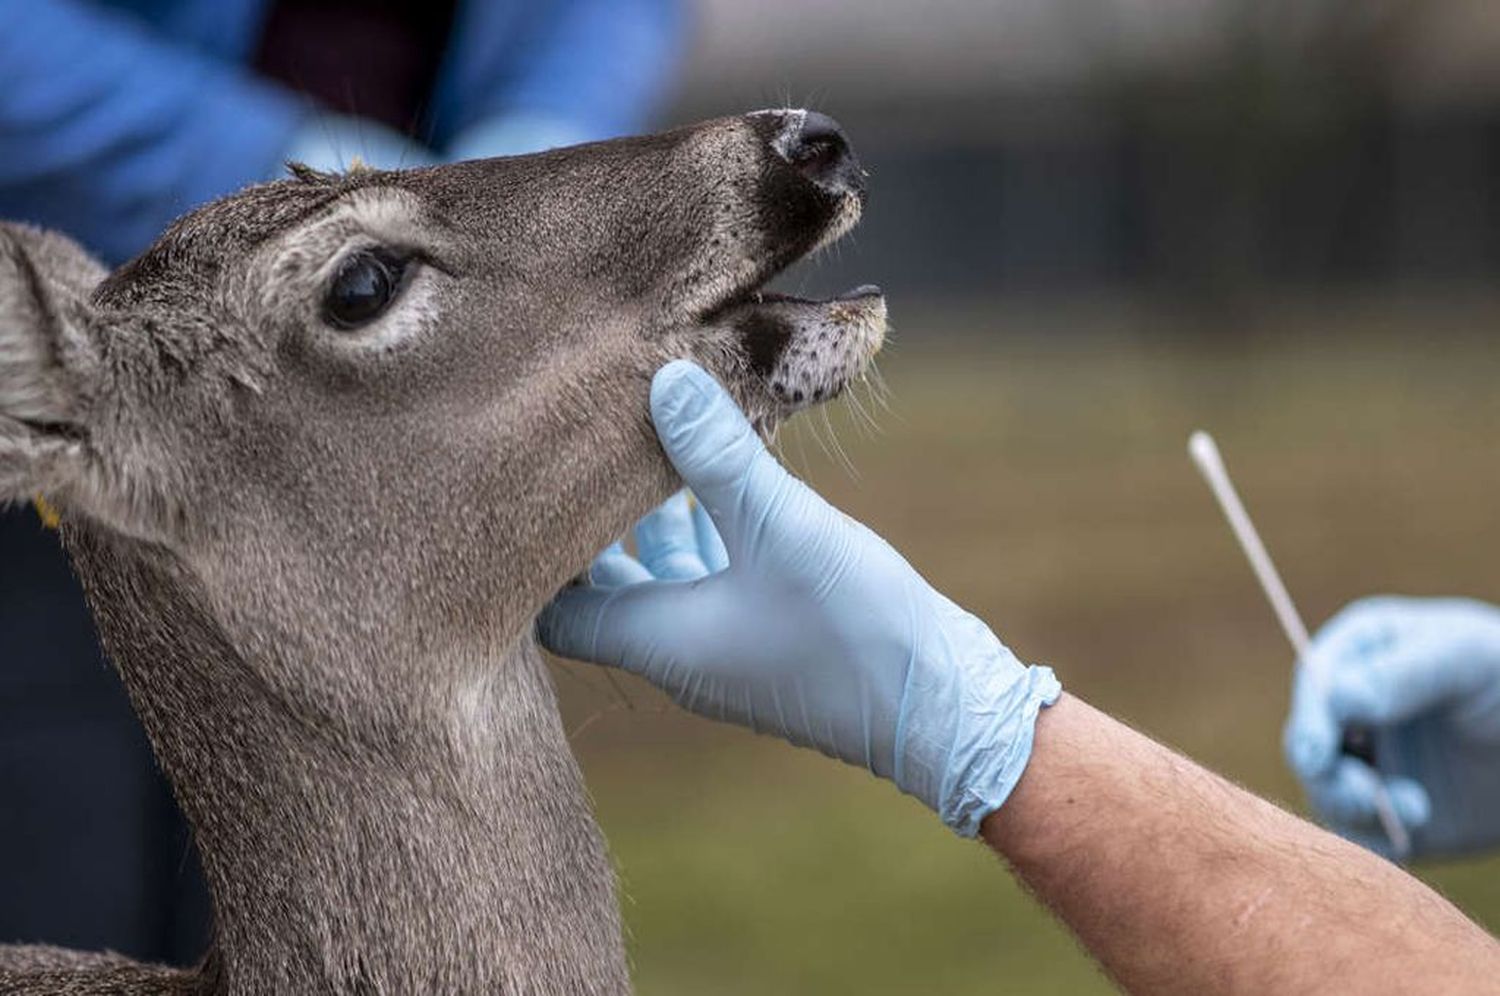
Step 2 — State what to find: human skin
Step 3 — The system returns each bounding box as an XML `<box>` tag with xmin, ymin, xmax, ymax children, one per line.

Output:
<box><xmin>983</xmin><ymin>694</ymin><xmax>1500</xmax><ymax>995</ymax></box>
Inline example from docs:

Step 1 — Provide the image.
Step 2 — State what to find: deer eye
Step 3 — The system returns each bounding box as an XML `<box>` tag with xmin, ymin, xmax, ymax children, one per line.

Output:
<box><xmin>322</xmin><ymin>248</ymin><xmax>412</xmax><ymax>330</ymax></box>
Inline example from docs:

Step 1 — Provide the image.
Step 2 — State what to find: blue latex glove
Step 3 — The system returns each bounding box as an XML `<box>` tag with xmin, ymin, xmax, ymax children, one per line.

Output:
<box><xmin>283</xmin><ymin>113</ymin><xmax>437</xmax><ymax>175</ymax></box>
<box><xmin>1284</xmin><ymin>596</ymin><xmax>1500</xmax><ymax>859</ymax></box>
<box><xmin>539</xmin><ymin>361</ymin><xmax>1061</xmax><ymax>836</ymax></box>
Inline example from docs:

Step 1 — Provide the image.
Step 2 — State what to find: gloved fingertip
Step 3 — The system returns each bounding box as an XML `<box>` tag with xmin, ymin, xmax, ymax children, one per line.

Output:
<box><xmin>533</xmin><ymin>600</ymin><xmax>565</xmax><ymax>651</ymax></box>
<box><xmin>590</xmin><ymin>546</ymin><xmax>653</xmax><ymax>588</ymax></box>
<box><xmin>1386</xmin><ymin>777</ymin><xmax>1432</xmax><ymax>830</ymax></box>
<box><xmin>1283</xmin><ymin>725</ymin><xmax>1337</xmax><ymax>779</ymax></box>
<box><xmin>668</xmin><ymin>488</ymin><xmax>694</xmax><ymax>511</ymax></box>
<box><xmin>692</xmin><ymin>497</ymin><xmax>731</xmax><ymax>573</ymax></box>
<box><xmin>534</xmin><ymin>587</ymin><xmax>597</xmax><ymax>659</ymax></box>
<box><xmin>1284</xmin><ymin>664</ymin><xmax>1341</xmax><ymax>778</ymax></box>
<box><xmin>649</xmin><ymin>360</ymin><xmax>721</xmax><ymax>424</ymax></box>
<box><xmin>648</xmin><ymin>361</ymin><xmax>763</xmax><ymax>500</ymax></box>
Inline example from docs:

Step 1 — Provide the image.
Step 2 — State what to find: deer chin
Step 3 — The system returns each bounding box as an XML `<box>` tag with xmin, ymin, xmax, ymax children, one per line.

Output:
<box><xmin>722</xmin><ymin>284</ymin><xmax>886</xmax><ymax>425</ymax></box>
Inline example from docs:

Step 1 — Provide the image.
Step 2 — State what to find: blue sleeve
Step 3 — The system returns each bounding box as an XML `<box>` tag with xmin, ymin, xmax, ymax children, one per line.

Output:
<box><xmin>0</xmin><ymin>0</ymin><xmax>309</xmax><ymax>265</ymax></box>
<box><xmin>435</xmin><ymin>0</ymin><xmax>688</xmax><ymax>148</ymax></box>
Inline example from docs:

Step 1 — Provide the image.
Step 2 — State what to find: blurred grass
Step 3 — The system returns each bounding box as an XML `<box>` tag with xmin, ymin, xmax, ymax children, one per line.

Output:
<box><xmin>553</xmin><ymin>297</ymin><xmax>1500</xmax><ymax>994</ymax></box>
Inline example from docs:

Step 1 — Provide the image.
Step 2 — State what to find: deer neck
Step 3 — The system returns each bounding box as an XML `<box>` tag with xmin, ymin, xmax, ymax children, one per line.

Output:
<box><xmin>67</xmin><ymin>529</ymin><xmax>629</xmax><ymax>995</ymax></box>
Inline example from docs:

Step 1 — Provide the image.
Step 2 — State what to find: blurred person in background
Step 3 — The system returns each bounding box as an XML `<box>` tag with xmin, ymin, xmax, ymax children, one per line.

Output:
<box><xmin>542</xmin><ymin>360</ymin><xmax>1500</xmax><ymax>994</ymax></box>
<box><xmin>0</xmin><ymin>0</ymin><xmax>683</xmax><ymax>966</ymax></box>
<box><xmin>1285</xmin><ymin>596</ymin><xmax>1500</xmax><ymax>861</ymax></box>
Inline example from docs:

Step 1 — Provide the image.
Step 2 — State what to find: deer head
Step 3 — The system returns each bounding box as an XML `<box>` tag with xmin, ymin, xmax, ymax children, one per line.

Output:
<box><xmin>2</xmin><ymin>109</ymin><xmax>884</xmax><ymax>712</ymax></box>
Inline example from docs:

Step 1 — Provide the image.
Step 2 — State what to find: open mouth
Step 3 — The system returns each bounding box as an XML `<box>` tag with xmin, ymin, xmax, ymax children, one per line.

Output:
<box><xmin>685</xmin><ymin>109</ymin><xmax>887</xmax><ymax>432</ymax></box>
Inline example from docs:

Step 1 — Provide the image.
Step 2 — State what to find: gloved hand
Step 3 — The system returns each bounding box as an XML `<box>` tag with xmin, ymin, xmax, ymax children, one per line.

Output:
<box><xmin>1284</xmin><ymin>596</ymin><xmax>1500</xmax><ymax>859</ymax></box>
<box><xmin>282</xmin><ymin>112</ymin><xmax>437</xmax><ymax>175</ymax></box>
<box><xmin>539</xmin><ymin>360</ymin><xmax>1061</xmax><ymax>836</ymax></box>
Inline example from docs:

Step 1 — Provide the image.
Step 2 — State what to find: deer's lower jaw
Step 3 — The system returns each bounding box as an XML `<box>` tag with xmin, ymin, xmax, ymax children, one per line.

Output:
<box><xmin>719</xmin><ymin>284</ymin><xmax>886</xmax><ymax>415</ymax></box>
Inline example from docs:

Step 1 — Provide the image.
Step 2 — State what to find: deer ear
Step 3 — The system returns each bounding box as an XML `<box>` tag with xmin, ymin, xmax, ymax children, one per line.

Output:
<box><xmin>0</xmin><ymin>223</ymin><xmax>106</xmax><ymax>516</ymax></box>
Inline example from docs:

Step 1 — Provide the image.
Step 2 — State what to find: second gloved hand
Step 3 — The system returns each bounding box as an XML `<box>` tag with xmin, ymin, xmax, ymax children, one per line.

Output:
<box><xmin>539</xmin><ymin>360</ymin><xmax>1060</xmax><ymax>836</ymax></box>
<box><xmin>1284</xmin><ymin>596</ymin><xmax>1500</xmax><ymax>859</ymax></box>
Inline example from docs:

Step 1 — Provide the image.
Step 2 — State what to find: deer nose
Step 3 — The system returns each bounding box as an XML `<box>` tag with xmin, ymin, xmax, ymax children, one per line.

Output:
<box><xmin>762</xmin><ymin>110</ymin><xmax>865</xmax><ymax>199</ymax></box>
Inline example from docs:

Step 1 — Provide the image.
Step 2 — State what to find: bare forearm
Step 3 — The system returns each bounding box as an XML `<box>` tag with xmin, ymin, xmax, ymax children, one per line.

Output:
<box><xmin>982</xmin><ymin>695</ymin><xmax>1500</xmax><ymax>994</ymax></box>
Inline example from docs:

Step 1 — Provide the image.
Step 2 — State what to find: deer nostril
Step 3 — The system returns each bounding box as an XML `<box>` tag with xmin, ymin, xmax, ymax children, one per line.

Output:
<box><xmin>790</xmin><ymin>136</ymin><xmax>843</xmax><ymax>177</ymax></box>
<box><xmin>768</xmin><ymin>110</ymin><xmax>864</xmax><ymax>198</ymax></box>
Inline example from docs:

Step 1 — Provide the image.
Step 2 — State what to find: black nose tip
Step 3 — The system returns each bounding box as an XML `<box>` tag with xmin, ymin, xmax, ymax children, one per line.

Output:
<box><xmin>765</xmin><ymin>110</ymin><xmax>864</xmax><ymax>198</ymax></box>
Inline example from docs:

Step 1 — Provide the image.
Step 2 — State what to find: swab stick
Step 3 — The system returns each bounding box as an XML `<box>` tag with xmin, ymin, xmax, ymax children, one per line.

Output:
<box><xmin>1189</xmin><ymin>430</ymin><xmax>1410</xmax><ymax>858</ymax></box>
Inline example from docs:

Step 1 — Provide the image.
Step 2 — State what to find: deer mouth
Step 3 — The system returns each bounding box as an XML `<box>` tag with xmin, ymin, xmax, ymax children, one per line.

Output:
<box><xmin>672</xmin><ymin>110</ymin><xmax>886</xmax><ymax>431</ymax></box>
<box><xmin>709</xmin><ymin>282</ymin><xmax>886</xmax><ymax>417</ymax></box>
<box><xmin>703</xmin><ymin>109</ymin><xmax>887</xmax><ymax>426</ymax></box>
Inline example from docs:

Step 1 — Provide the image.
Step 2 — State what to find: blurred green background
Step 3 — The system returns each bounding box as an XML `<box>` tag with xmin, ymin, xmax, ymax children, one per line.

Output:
<box><xmin>555</xmin><ymin>2</ymin><xmax>1500</xmax><ymax>991</ymax></box>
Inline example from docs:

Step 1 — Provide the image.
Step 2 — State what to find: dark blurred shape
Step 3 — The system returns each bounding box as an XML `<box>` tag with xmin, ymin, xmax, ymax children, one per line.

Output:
<box><xmin>0</xmin><ymin>510</ymin><xmax>210</xmax><ymax>964</ymax></box>
<box><xmin>254</xmin><ymin>0</ymin><xmax>458</xmax><ymax>133</ymax></box>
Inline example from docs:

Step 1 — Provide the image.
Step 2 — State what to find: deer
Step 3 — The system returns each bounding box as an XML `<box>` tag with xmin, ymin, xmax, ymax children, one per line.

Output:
<box><xmin>0</xmin><ymin>109</ymin><xmax>885</xmax><ymax>994</ymax></box>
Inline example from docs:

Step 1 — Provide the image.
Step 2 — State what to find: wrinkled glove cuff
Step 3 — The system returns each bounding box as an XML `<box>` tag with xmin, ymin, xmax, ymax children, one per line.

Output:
<box><xmin>941</xmin><ymin>664</ymin><xmax>1062</xmax><ymax>837</ymax></box>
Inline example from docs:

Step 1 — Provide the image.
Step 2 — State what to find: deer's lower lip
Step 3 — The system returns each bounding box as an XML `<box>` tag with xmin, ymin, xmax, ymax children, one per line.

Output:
<box><xmin>715</xmin><ymin>283</ymin><xmax>887</xmax><ymax>415</ymax></box>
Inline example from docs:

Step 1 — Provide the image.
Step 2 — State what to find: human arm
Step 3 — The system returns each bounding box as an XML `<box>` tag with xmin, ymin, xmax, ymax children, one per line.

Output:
<box><xmin>1283</xmin><ymin>597</ymin><xmax>1500</xmax><ymax>859</ymax></box>
<box><xmin>987</xmin><ymin>694</ymin><xmax>1500</xmax><ymax>994</ymax></box>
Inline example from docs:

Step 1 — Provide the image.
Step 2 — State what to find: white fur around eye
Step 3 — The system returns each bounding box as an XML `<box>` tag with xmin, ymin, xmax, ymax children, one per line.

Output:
<box><xmin>254</xmin><ymin>185</ymin><xmax>446</xmax><ymax>345</ymax></box>
<box><xmin>316</xmin><ymin>256</ymin><xmax>439</xmax><ymax>353</ymax></box>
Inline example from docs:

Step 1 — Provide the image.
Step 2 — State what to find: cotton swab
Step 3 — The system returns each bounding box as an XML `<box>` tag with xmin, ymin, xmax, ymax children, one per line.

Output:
<box><xmin>1188</xmin><ymin>430</ymin><xmax>1410</xmax><ymax>858</ymax></box>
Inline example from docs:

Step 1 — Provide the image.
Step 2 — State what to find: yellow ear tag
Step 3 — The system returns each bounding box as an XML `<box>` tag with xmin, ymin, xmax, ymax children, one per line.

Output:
<box><xmin>33</xmin><ymin>495</ymin><xmax>61</xmax><ymax>530</ymax></box>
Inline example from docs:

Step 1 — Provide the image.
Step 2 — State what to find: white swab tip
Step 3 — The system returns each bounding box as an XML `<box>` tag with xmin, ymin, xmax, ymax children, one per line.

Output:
<box><xmin>1188</xmin><ymin>430</ymin><xmax>1221</xmax><ymax>470</ymax></box>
